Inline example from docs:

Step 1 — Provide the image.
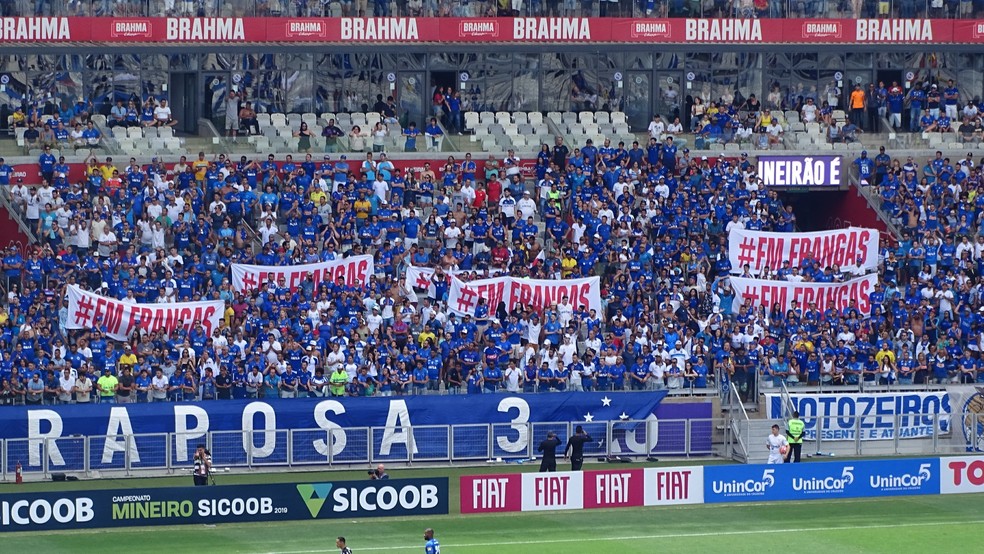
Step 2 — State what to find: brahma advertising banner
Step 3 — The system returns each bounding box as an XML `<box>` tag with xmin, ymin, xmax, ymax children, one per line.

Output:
<box><xmin>0</xmin><ymin>478</ymin><xmax>448</xmax><ymax>532</ymax></box>
<box><xmin>0</xmin><ymin>17</ymin><xmax>975</xmax><ymax>45</ymax></box>
<box><xmin>756</xmin><ymin>155</ymin><xmax>843</xmax><ymax>188</ymax></box>
<box><xmin>3</xmin><ymin>393</ymin><xmax>712</xmax><ymax>472</ymax></box>
<box><xmin>703</xmin><ymin>458</ymin><xmax>937</xmax><ymax>503</ymax></box>
<box><xmin>727</xmin><ymin>227</ymin><xmax>879</xmax><ymax>276</ymax></box>
<box><xmin>460</xmin><ymin>466</ymin><xmax>702</xmax><ymax>514</ymax></box>
<box><xmin>765</xmin><ymin>392</ymin><xmax>952</xmax><ymax>441</ymax></box>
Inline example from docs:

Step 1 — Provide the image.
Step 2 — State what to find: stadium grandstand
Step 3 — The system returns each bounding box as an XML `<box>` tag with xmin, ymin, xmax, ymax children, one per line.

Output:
<box><xmin>0</xmin><ymin>3</ymin><xmax>983</xmax><ymax>414</ymax></box>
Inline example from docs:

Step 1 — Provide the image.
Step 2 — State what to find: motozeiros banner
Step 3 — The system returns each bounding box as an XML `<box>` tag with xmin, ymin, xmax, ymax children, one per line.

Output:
<box><xmin>231</xmin><ymin>255</ymin><xmax>373</xmax><ymax>293</ymax></box>
<box><xmin>0</xmin><ymin>478</ymin><xmax>448</xmax><ymax>532</ymax></box>
<box><xmin>447</xmin><ymin>275</ymin><xmax>601</xmax><ymax>317</ymax></box>
<box><xmin>729</xmin><ymin>274</ymin><xmax>877</xmax><ymax>317</ymax></box>
<box><xmin>728</xmin><ymin>227</ymin><xmax>879</xmax><ymax>276</ymax></box>
<box><xmin>65</xmin><ymin>285</ymin><xmax>223</xmax><ymax>341</ymax></box>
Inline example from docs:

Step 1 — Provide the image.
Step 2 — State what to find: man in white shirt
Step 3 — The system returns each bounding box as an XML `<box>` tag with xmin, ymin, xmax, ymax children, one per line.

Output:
<box><xmin>58</xmin><ymin>368</ymin><xmax>76</xmax><ymax>404</ymax></box>
<box><xmin>766</xmin><ymin>424</ymin><xmax>789</xmax><ymax>464</ymax></box>
<box><xmin>647</xmin><ymin>115</ymin><xmax>665</xmax><ymax>139</ymax></box>
<box><xmin>503</xmin><ymin>362</ymin><xmax>522</xmax><ymax>393</ymax></box>
<box><xmin>153</xmin><ymin>100</ymin><xmax>177</xmax><ymax>127</ymax></box>
<box><xmin>151</xmin><ymin>368</ymin><xmax>169</xmax><ymax>401</ymax></box>
<box><xmin>516</xmin><ymin>190</ymin><xmax>537</xmax><ymax>221</ymax></box>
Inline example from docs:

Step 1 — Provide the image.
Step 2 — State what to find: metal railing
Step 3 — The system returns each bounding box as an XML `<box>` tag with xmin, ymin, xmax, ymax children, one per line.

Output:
<box><xmin>735</xmin><ymin>411</ymin><xmax>975</xmax><ymax>464</ymax></box>
<box><xmin>0</xmin><ymin>417</ymin><xmax>730</xmax><ymax>480</ymax></box>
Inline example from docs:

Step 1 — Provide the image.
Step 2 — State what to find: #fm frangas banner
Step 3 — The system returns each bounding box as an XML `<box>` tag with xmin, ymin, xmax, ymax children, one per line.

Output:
<box><xmin>728</xmin><ymin>227</ymin><xmax>879</xmax><ymax>276</ymax></box>
<box><xmin>404</xmin><ymin>265</ymin><xmax>470</xmax><ymax>297</ymax></box>
<box><xmin>231</xmin><ymin>255</ymin><xmax>373</xmax><ymax>293</ymax></box>
<box><xmin>447</xmin><ymin>275</ymin><xmax>601</xmax><ymax>317</ymax></box>
<box><xmin>729</xmin><ymin>274</ymin><xmax>877</xmax><ymax>317</ymax></box>
<box><xmin>65</xmin><ymin>285</ymin><xmax>224</xmax><ymax>341</ymax></box>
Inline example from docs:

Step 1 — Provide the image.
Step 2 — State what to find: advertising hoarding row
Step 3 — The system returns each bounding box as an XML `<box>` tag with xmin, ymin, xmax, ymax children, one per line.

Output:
<box><xmin>3</xmin><ymin>17</ymin><xmax>984</xmax><ymax>45</ymax></box>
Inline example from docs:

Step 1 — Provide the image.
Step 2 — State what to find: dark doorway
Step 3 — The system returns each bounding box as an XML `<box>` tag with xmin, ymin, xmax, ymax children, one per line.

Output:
<box><xmin>430</xmin><ymin>71</ymin><xmax>457</xmax><ymax>97</ymax></box>
<box><xmin>168</xmin><ymin>72</ymin><xmax>199</xmax><ymax>135</ymax></box>
<box><xmin>876</xmin><ymin>70</ymin><xmax>903</xmax><ymax>89</ymax></box>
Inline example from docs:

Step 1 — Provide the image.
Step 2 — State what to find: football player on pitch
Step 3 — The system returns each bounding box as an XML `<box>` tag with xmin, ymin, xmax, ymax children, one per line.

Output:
<box><xmin>766</xmin><ymin>424</ymin><xmax>789</xmax><ymax>464</ymax></box>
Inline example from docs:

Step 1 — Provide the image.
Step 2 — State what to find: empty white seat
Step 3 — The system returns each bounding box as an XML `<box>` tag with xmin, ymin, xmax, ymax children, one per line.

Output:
<box><xmin>805</xmin><ymin>122</ymin><xmax>821</xmax><ymax>135</ymax></box>
<box><xmin>479</xmin><ymin>111</ymin><xmax>495</xmax><ymax>124</ymax></box>
<box><xmin>513</xmin><ymin>112</ymin><xmax>528</xmax><ymax>125</ymax></box>
<box><xmin>595</xmin><ymin>112</ymin><xmax>610</xmax><ymax>125</ymax></box>
<box><xmin>528</xmin><ymin>112</ymin><xmax>543</xmax><ymax>125</ymax></box>
<box><xmin>579</xmin><ymin>111</ymin><xmax>594</xmax><ymax>124</ymax></box>
<box><xmin>366</xmin><ymin>113</ymin><xmax>381</xmax><ymax>127</ymax></box>
<box><xmin>91</xmin><ymin>114</ymin><xmax>107</xmax><ymax>127</ymax></box>
<box><xmin>610</xmin><ymin>112</ymin><xmax>627</xmax><ymax>124</ymax></box>
<box><xmin>495</xmin><ymin>111</ymin><xmax>511</xmax><ymax>124</ymax></box>
<box><xmin>562</xmin><ymin>112</ymin><xmax>577</xmax><ymax>125</ymax></box>
<box><xmin>158</xmin><ymin>127</ymin><xmax>173</xmax><ymax>138</ymax></box>
<box><xmin>270</xmin><ymin>113</ymin><xmax>287</xmax><ymax>127</ymax></box>
<box><xmin>547</xmin><ymin>111</ymin><xmax>562</xmax><ymax>124</ymax></box>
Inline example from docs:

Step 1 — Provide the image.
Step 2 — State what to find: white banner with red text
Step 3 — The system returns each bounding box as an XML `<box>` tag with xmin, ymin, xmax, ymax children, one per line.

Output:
<box><xmin>728</xmin><ymin>227</ymin><xmax>879</xmax><ymax>276</ymax></box>
<box><xmin>404</xmin><ymin>265</ymin><xmax>473</xmax><ymax>297</ymax></box>
<box><xmin>447</xmin><ymin>275</ymin><xmax>601</xmax><ymax>317</ymax></box>
<box><xmin>460</xmin><ymin>467</ymin><xmax>703</xmax><ymax>514</ymax></box>
<box><xmin>65</xmin><ymin>285</ymin><xmax>224</xmax><ymax>341</ymax></box>
<box><xmin>729</xmin><ymin>274</ymin><xmax>877</xmax><ymax>317</ymax></box>
<box><xmin>231</xmin><ymin>255</ymin><xmax>373</xmax><ymax>293</ymax></box>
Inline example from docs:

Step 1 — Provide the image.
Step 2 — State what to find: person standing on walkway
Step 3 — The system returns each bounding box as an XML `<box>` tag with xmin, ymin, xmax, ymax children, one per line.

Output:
<box><xmin>538</xmin><ymin>431</ymin><xmax>561</xmax><ymax>472</ymax></box>
<box><xmin>785</xmin><ymin>411</ymin><xmax>805</xmax><ymax>463</ymax></box>
<box><xmin>565</xmin><ymin>425</ymin><xmax>593</xmax><ymax>471</ymax></box>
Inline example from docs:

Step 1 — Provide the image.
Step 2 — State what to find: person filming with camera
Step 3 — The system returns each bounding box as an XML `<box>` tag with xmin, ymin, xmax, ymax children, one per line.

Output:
<box><xmin>194</xmin><ymin>444</ymin><xmax>212</xmax><ymax>486</ymax></box>
<box><xmin>368</xmin><ymin>463</ymin><xmax>390</xmax><ymax>480</ymax></box>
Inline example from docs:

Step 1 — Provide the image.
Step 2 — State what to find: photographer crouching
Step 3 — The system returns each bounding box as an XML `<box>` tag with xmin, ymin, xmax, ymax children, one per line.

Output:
<box><xmin>194</xmin><ymin>444</ymin><xmax>213</xmax><ymax>486</ymax></box>
<box><xmin>368</xmin><ymin>464</ymin><xmax>389</xmax><ymax>480</ymax></box>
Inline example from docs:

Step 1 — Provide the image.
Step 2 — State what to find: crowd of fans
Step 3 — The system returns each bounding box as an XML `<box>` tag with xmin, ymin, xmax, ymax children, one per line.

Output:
<box><xmin>4</xmin><ymin>82</ymin><xmax>984</xmax><ymax>406</ymax></box>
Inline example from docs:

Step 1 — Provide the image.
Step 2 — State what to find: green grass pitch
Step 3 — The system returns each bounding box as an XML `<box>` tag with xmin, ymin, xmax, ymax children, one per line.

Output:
<box><xmin>2</xmin><ymin>462</ymin><xmax>982</xmax><ymax>553</ymax></box>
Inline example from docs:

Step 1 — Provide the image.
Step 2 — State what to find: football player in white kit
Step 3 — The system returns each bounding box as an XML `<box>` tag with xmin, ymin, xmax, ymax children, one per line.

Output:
<box><xmin>766</xmin><ymin>424</ymin><xmax>788</xmax><ymax>464</ymax></box>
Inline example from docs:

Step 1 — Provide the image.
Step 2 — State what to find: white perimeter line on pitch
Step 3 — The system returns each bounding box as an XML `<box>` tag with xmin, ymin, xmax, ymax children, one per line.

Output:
<box><xmin>264</xmin><ymin>518</ymin><xmax>984</xmax><ymax>553</ymax></box>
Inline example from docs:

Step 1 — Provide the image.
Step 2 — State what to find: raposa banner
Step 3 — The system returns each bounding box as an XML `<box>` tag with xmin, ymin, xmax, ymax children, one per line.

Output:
<box><xmin>704</xmin><ymin>458</ymin><xmax>937</xmax><ymax>503</ymax></box>
<box><xmin>65</xmin><ymin>285</ymin><xmax>224</xmax><ymax>341</ymax></box>
<box><xmin>729</xmin><ymin>274</ymin><xmax>876</xmax><ymax>317</ymax></box>
<box><xmin>447</xmin><ymin>275</ymin><xmax>601</xmax><ymax>317</ymax></box>
<box><xmin>728</xmin><ymin>227</ymin><xmax>879</xmax><ymax>276</ymax></box>
<box><xmin>0</xmin><ymin>478</ymin><xmax>448</xmax><ymax>532</ymax></box>
<box><xmin>757</xmin><ymin>155</ymin><xmax>843</xmax><ymax>188</ymax></box>
<box><xmin>230</xmin><ymin>255</ymin><xmax>374</xmax><ymax>294</ymax></box>
<box><xmin>765</xmin><ymin>392</ymin><xmax>952</xmax><ymax>441</ymax></box>
<box><xmin>5</xmin><ymin>393</ymin><xmax>712</xmax><ymax>472</ymax></box>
